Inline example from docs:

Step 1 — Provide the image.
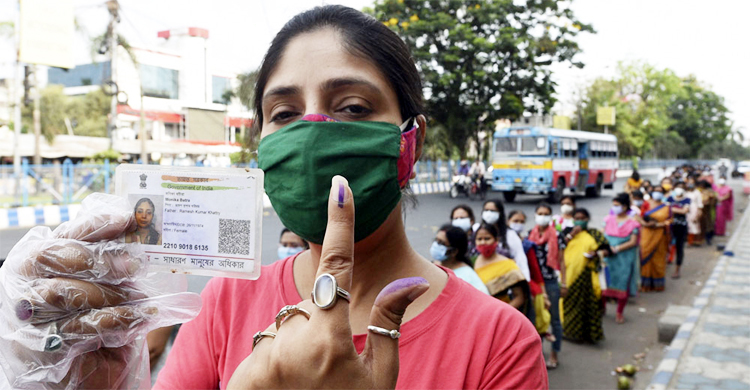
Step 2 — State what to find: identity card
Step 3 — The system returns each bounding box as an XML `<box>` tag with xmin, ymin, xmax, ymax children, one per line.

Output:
<box><xmin>115</xmin><ymin>164</ymin><xmax>264</xmax><ymax>279</ymax></box>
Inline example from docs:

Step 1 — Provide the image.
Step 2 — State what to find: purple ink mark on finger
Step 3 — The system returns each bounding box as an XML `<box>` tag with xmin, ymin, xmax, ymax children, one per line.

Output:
<box><xmin>375</xmin><ymin>277</ymin><xmax>429</xmax><ymax>305</ymax></box>
<box><xmin>338</xmin><ymin>183</ymin><xmax>345</xmax><ymax>208</ymax></box>
<box><xmin>15</xmin><ymin>300</ymin><xmax>33</xmax><ymax>321</ymax></box>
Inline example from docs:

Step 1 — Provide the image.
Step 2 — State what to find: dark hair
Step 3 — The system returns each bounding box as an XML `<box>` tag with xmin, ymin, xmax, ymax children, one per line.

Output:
<box><xmin>535</xmin><ymin>202</ymin><xmax>553</xmax><ymax>213</ymax></box>
<box><xmin>698</xmin><ymin>180</ymin><xmax>711</xmax><ymax>189</ymax></box>
<box><xmin>560</xmin><ymin>195</ymin><xmax>576</xmax><ymax>205</ymax></box>
<box><xmin>280</xmin><ymin>228</ymin><xmax>310</xmax><ymax>249</ymax></box>
<box><xmin>631</xmin><ymin>170</ymin><xmax>640</xmax><ymax>181</ymax></box>
<box><xmin>482</xmin><ymin>199</ymin><xmax>509</xmax><ymax>249</ymax></box>
<box><xmin>134</xmin><ymin>198</ymin><xmax>156</xmax><ymax>226</ymax></box>
<box><xmin>451</xmin><ymin>204</ymin><xmax>475</xmax><ymax>223</ymax></box>
<box><xmin>642</xmin><ymin>180</ymin><xmax>652</xmax><ymax>187</ymax></box>
<box><xmin>253</xmin><ymin>5</ymin><xmax>424</xmax><ymax>127</ymax></box>
<box><xmin>507</xmin><ymin>210</ymin><xmax>525</xmax><ymax>220</ymax></box>
<box><xmin>475</xmin><ymin>223</ymin><xmax>499</xmax><ymax>240</ymax></box>
<box><xmin>439</xmin><ymin>224</ymin><xmax>471</xmax><ymax>267</ymax></box>
<box><xmin>573</xmin><ymin>207</ymin><xmax>590</xmax><ymax>219</ymax></box>
<box><xmin>613</xmin><ymin>192</ymin><xmax>631</xmax><ymax>209</ymax></box>
<box><xmin>631</xmin><ymin>191</ymin><xmax>644</xmax><ymax>200</ymax></box>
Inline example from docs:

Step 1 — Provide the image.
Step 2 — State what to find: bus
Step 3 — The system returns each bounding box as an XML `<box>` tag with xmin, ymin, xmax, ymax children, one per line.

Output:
<box><xmin>491</xmin><ymin>126</ymin><xmax>618</xmax><ymax>202</ymax></box>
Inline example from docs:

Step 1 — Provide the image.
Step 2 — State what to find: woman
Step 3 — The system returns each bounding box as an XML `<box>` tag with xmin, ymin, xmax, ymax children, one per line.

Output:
<box><xmin>602</xmin><ymin>193</ymin><xmax>640</xmax><ymax>324</ymax></box>
<box><xmin>479</xmin><ymin>200</ymin><xmax>530</xmax><ymax>280</ymax></box>
<box><xmin>699</xmin><ymin>180</ymin><xmax>718</xmax><ymax>245</ymax></box>
<box><xmin>667</xmin><ymin>183</ymin><xmax>690</xmax><ymax>279</ymax></box>
<box><xmin>715</xmin><ymin>178</ymin><xmax>734</xmax><ymax>236</ymax></box>
<box><xmin>639</xmin><ymin>186</ymin><xmax>672</xmax><ymax>292</ymax></box>
<box><xmin>527</xmin><ymin>203</ymin><xmax>563</xmax><ymax>369</ymax></box>
<box><xmin>430</xmin><ymin>224</ymin><xmax>489</xmax><ymax>294</ymax></box>
<box><xmin>631</xmin><ymin>191</ymin><xmax>648</xmax><ymax>216</ymax></box>
<box><xmin>560</xmin><ymin>208</ymin><xmax>606</xmax><ymax>344</ymax></box>
<box><xmin>686</xmin><ymin>179</ymin><xmax>704</xmax><ymax>246</ymax></box>
<box><xmin>474</xmin><ymin>224</ymin><xmax>530</xmax><ymax>316</ymax></box>
<box><xmin>125</xmin><ymin>197</ymin><xmax>162</xmax><ymax>245</ymax></box>
<box><xmin>0</xmin><ymin>6</ymin><xmax>547</xmax><ymax>389</ymax></box>
<box><xmin>625</xmin><ymin>170</ymin><xmax>643</xmax><ymax>194</ymax></box>
<box><xmin>278</xmin><ymin>228</ymin><xmax>309</xmax><ymax>260</ymax></box>
<box><xmin>507</xmin><ymin>210</ymin><xmax>551</xmax><ymax>336</ymax></box>
<box><xmin>553</xmin><ymin>195</ymin><xmax>576</xmax><ymax>232</ymax></box>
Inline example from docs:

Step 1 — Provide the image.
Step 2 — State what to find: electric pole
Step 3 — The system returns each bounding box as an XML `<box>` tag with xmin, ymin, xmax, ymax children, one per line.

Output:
<box><xmin>13</xmin><ymin>1</ymin><xmax>22</xmax><ymax>200</ymax></box>
<box><xmin>107</xmin><ymin>0</ymin><xmax>119</xmax><ymax>149</ymax></box>
<box><xmin>31</xmin><ymin>65</ymin><xmax>41</xmax><ymax>167</ymax></box>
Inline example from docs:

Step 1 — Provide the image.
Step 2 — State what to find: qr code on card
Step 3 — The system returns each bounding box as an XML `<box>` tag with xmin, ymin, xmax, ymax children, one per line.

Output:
<box><xmin>218</xmin><ymin>219</ymin><xmax>251</xmax><ymax>255</ymax></box>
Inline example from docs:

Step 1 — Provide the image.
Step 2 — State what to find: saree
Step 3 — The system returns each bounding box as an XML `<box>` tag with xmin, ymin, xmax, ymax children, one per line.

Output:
<box><xmin>476</xmin><ymin>259</ymin><xmax>533</xmax><ymax>317</ymax></box>
<box><xmin>715</xmin><ymin>185</ymin><xmax>734</xmax><ymax>236</ymax></box>
<box><xmin>562</xmin><ymin>230</ymin><xmax>604</xmax><ymax>343</ymax></box>
<box><xmin>602</xmin><ymin>216</ymin><xmax>640</xmax><ymax>300</ymax></box>
<box><xmin>640</xmin><ymin>203</ymin><xmax>671</xmax><ymax>292</ymax></box>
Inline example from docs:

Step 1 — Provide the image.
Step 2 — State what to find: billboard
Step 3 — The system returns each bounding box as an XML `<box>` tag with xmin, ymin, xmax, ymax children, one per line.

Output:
<box><xmin>19</xmin><ymin>0</ymin><xmax>74</xmax><ymax>69</ymax></box>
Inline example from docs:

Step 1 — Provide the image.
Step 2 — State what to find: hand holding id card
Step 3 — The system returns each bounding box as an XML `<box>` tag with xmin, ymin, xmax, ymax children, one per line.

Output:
<box><xmin>115</xmin><ymin>164</ymin><xmax>264</xmax><ymax>279</ymax></box>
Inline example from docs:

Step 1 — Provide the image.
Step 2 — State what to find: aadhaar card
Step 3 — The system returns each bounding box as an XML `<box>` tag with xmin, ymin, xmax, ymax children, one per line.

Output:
<box><xmin>115</xmin><ymin>164</ymin><xmax>264</xmax><ymax>280</ymax></box>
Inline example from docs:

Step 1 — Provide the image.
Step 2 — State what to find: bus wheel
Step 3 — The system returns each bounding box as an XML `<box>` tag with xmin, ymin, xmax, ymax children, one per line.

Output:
<box><xmin>550</xmin><ymin>178</ymin><xmax>565</xmax><ymax>203</ymax></box>
<box><xmin>503</xmin><ymin>191</ymin><xmax>516</xmax><ymax>203</ymax></box>
<box><xmin>586</xmin><ymin>176</ymin><xmax>603</xmax><ymax>197</ymax></box>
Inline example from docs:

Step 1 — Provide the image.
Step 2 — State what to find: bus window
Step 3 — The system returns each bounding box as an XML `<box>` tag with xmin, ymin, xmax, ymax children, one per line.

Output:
<box><xmin>552</xmin><ymin>141</ymin><xmax>559</xmax><ymax>157</ymax></box>
<box><xmin>520</xmin><ymin>137</ymin><xmax>547</xmax><ymax>154</ymax></box>
<box><xmin>495</xmin><ymin>138</ymin><xmax>518</xmax><ymax>155</ymax></box>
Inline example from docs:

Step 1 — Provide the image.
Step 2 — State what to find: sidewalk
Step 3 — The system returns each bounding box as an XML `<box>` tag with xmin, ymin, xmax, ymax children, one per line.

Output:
<box><xmin>648</xmin><ymin>204</ymin><xmax>750</xmax><ymax>390</ymax></box>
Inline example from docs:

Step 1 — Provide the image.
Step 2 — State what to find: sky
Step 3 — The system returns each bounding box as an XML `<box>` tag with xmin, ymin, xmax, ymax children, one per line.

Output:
<box><xmin>1</xmin><ymin>0</ymin><xmax>748</xmax><ymax>136</ymax></box>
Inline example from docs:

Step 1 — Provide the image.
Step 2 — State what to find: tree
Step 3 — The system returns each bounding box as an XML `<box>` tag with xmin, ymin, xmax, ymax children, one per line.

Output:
<box><xmin>667</xmin><ymin>76</ymin><xmax>732</xmax><ymax>157</ymax></box>
<box><xmin>365</xmin><ymin>0</ymin><xmax>594</xmax><ymax>158</ymax></box>
<box><xmin>21</xmin><ymin>86</ymin><xmax>109</xmax><ymax>140</ymax></box>
<box><xmin>231</xmin><ymin>70</ymin><xmax>260</xmax><ymax>164</ymax></box>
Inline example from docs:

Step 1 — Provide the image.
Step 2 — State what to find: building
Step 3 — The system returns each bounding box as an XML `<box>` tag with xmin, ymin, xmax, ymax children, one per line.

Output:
<box><xmin>43</xmin><ymin>26</ymin><xmax>251</xmax><ymax>165</ymax></box>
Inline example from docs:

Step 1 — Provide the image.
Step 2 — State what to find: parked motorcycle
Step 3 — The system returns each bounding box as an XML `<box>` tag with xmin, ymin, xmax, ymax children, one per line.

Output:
<box><xmin>450</xmin><ymin>174</ymin><xmax>487</xmax><ymax>200</ymax></box>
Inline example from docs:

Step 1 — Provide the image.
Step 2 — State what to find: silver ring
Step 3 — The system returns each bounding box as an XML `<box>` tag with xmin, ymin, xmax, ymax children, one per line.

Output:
<box><xmin>311</xmin><ymin>273</ymin><xmax>351</xmax><ymax>310</ymax></box>
<box><xmin>367</xmin><ymin>325</ymin><xmax>401</xmax><ymax>339</ymax></box>
<box><xmin>275</xmin><ymin>305</ymin><xmax>311</xmax><ymax>330</ymax></box>
<box><xmin>44</xmin><ymin>323</ymin><xmax>63</xmax><ymax>352</ymax></box>
<box><xmin>252</xmin><ymin>331</ymin><xmax>276</xmax><ymax>351</ymax></box>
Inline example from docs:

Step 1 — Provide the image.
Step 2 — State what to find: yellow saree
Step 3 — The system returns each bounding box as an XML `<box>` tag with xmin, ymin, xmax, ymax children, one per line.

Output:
<box><xmin>640</xmin><ymin>203</ymin><xmax>671</xmax><ymax>292</ymax></box>
<box><xmin>562</xmin><ymin>230</ymin><xmax>604</xmax><ymax>343</ymax></box>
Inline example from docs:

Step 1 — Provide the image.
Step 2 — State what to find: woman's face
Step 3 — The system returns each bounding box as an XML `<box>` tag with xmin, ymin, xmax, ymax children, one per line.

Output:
<box><xmin>135</xmin><ymin>202</ymin><xmax>154</xmax><ymax>229</ymax></box>
<box><xmin>475</xmin><ymin>229</ymin><xmax>496</xmax><ymax>247</ymax></box>
<box><xmin>259</xmin><ymin>28</ymin><xmax>402</xmax><ymax>138</ymax></box>
<box><xmin>452</xmin><ymin>208</ymin><xmax>472</xmax><ymax>223</ymax></box>
<box><xmin>280</xmin><ymin>231</ymin><xmax>306</xmax><ymax>249</ymax></box>
<box><xmin>483</xmin><ymin>202</ymin><xmax>499</xmax><ymax>212</ymax></box>
<box><xmin>536</xmin><ymin>206</ymin><xmax>552</xmax><ymax>216</ymax></box>
<box><xmin>573</xmin><ymin>212</ymin><xmax>589</xmax><ymax>223</ymax></box>
<box><xmin>508</xmin><ymin>213</ymin><xmax>525</xmax><ymax>225</ymax></box>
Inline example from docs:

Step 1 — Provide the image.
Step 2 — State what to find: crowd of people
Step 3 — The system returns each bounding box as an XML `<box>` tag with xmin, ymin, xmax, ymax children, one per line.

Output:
<box><xmin>428</xmin><ymin>164</ymin><xmax>734</xmax><ymax>370</ymax></box>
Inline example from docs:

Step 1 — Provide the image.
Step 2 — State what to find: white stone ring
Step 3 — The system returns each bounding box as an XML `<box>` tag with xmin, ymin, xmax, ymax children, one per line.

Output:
<box><xmin>311</xmin><ymin>273</ymin><xmax>351</xmax><ymax>310</ymax></box>
<box><xmin>252</xmin><ymin>331</ymin><xmax>277</xmax><ymax>351</ymax></box>
<box><xmin>275</xmin><ymin>305</ymin><xmax>311</xmax><ymax>330</ymax></box>
<box><xmin>367</xmin><ymin>325</ymin><xmax>401</xmax><ymax>340</ymax></box>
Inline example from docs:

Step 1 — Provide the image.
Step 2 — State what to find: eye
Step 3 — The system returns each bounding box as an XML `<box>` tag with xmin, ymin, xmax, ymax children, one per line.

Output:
<box><xmin>336</xmin><ymin>103</ymin><xmax>373</xmax><ymax>119</ymax></box>
<box><xmin>269</xmin><ymin>110</ymin><xmax>300</xmax><ymax>124</ymax></box>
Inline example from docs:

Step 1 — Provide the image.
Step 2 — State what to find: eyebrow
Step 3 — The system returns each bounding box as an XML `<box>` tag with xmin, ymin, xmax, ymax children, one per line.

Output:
<box><xmin>262</xmin><ymin>77</ymin><xmax>384</xmax><ymax>104</ymax></box>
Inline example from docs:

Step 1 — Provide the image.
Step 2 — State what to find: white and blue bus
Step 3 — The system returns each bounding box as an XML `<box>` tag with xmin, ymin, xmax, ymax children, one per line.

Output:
<box><xmin>491</xmin><ymin>126</ymin><xmax>618</xmax><ymax>202</ymax></box>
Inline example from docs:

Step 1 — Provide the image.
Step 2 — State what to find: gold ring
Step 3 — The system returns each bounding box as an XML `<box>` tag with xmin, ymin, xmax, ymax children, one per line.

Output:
<box><xmin>275</xmin><ymin>305</ymin><xmax>311</xmax><ymax>330</ymax></box>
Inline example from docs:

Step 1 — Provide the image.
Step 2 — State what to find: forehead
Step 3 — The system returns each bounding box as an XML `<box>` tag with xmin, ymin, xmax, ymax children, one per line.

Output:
<box><xmin>452</xmin><ymin>208</ymin><xmax>470</xmax><ymax>218</ymax></box>
<box><xmin>263</xmin><ymin>28</ymin><xmax>396</xmax><ymax>103</ymax></box>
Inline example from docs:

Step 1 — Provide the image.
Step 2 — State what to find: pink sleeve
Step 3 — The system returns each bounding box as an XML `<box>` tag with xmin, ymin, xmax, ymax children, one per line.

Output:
<box><xmin>479</xmin><ymin>323</ymin><xmax>549</xmax><ymax>390</ymax></box>
<box><xmin>154</xmin><ymin>280</ymin><xmax>221</xmax><ymax>390</ymax></box>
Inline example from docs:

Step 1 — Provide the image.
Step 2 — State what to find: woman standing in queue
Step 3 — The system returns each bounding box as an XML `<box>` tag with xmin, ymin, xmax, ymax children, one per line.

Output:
<box><xmin>0</xmin><ymin>6</ymin><xmax>547</xmax><ymax>389</ymax></box>
<box><xmin>480</xmin><ymin>199</ymin><xmax>531</xmax><ymax>281</ymax></box>
<box><xmin>527</xmin><ymin>203</ymin><xmax>564</xmax><ymax>369</ymax></box>
<box><xmin>560</xmin><ymin>208</ymin><xmax>607</xmax><ymax>344</ymax></box>
<box><xmin>474</xmin><ymin>223</ymin><xmax>531</xmax><ymax>315</ymax></box>
<box><xmin>430</xmin><ymin>225</ymin><xmax>489</xmax><ymax>294</ymax></box>
<box><xmin>553</xmin><ymin>195</ymin><xmax>576</xmax><ymax>232</ymax></box>
<box><xmin>667</xmin><ymin>183</ymin><xmax>690</xmax><ymax>279</ymax></box>
<box><xmin>602</xmin><ymin>193</ymin><xmax>641</xmax><ymax>324</ymax></box>
<box><xmin>639</xmin><ymin>186</ymin><xmax>673</xmax><ymax>292</ymax></box>
<box><xmin>714</xmin><ymin>178</ymin><xmax>734</xmax><ymax>236</ymax></box>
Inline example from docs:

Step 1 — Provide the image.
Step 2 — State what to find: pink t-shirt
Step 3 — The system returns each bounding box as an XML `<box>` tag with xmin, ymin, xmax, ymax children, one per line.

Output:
<box><xmin>154</xmin><ymin>256</ymin><xmax>548</xmax><ymax>389</ymax></box>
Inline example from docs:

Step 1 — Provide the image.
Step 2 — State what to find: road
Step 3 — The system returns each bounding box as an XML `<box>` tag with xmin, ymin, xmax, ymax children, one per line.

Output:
<box><xmin>1</xmin><ymin>174</ymin><xmax>744</xmax><ymax>389</ymax></box>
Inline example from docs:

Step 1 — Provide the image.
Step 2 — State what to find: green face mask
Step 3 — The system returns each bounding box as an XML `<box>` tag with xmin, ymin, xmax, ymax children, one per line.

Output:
<box><xmin>573</xmin><ymin>220</ymin><xmax>588</xmax><ymax>229</ymax></box>
<box><xmin>258</xmin><ymin>114</ymin><xmax>417</xmax><ymax>244</ymax></box>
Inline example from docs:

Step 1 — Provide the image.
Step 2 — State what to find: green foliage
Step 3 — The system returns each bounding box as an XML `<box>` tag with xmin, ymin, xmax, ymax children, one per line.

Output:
<box><xmin>21</xmin><ymin>86</ymin><xmax>109</xmax><ymax>141</ymax></box>
<box><xmin>235</xmin><ymin>70</ymin><xmax>258</xmax><ymax>110</ymax></box>
<box><xmin>88</xmin><ymin>149</ymin><xmax>121</xmax><ymax>163</ymax></box>
<box><xmin>698</xmin><ymin>139</ymin><xmax>750</xmax><ymax>161</ymax></box>
<box><xmin>578</xmin><ymin>61</ymin><xmax>734</xmax><ymax>158</ymax></box>
<box><xmin>367</xmin><ymin>0</ymin><xmax>594</xmax><ymax>157</ymax></box>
